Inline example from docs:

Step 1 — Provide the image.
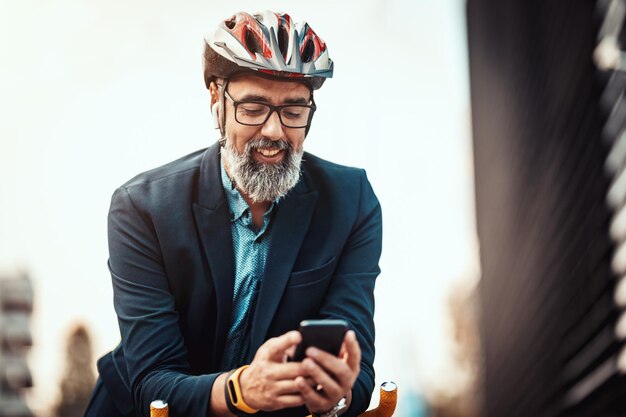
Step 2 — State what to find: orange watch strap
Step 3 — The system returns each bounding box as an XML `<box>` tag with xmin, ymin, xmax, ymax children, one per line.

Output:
<box><xmin>226</xmin><ymin>365</ymin><xmax>259</xmax><ymax>414</ymax></box>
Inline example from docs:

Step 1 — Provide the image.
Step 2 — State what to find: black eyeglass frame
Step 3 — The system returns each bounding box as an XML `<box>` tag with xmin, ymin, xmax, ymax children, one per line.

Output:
<box><xmin>221</xmin><ymin>87</ymin><xmax>317</xmax><ymax>129</ymax></box>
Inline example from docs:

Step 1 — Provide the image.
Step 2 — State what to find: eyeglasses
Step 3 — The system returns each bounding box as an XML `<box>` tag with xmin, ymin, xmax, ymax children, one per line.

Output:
<box><xmin>223</xmin><ymin>89</ymin><xmax>316</xmax><ymax>129</ymax></box>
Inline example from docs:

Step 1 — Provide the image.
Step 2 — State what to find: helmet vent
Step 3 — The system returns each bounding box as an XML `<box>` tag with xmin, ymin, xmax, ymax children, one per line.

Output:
<box><xmin>301</xmin><ymin>39</ymin><xmax>314</xmax><ymax>63</ymax></box>
<box><xmin>225</xmin><ymin>17</ymin><xmax>236</xmax><ymax>30</ymax></box>
<box><xmin>244</xmin><ymin>28</ymin><xmax>261</xmax><ymax>55</ymax></box>
<box><xmin>277</xmin><ymin>26</ymin><xmax>288</xmax><ymax>59</ymax></box>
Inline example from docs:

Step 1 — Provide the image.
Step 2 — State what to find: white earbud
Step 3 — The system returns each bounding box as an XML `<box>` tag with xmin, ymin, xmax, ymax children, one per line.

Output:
<box><xmin>211</xmin><ymin>103</ymin><xmax>220</xmax><ymax>129</ymax></box>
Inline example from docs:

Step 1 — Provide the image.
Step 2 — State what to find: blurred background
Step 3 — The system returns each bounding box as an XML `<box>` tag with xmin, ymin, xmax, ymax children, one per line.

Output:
<box><xmin>5</xmin><ymin>0</ymin><xmax>624</xmax><ymax>416</ymax></box>
<box><xmin>0</xmin><ymin>0</ymin><xmax>476</xmax><ymax>415</ymax></box>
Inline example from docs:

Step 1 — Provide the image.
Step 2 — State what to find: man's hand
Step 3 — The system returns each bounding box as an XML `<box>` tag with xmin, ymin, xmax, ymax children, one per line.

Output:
<box><xmin>295</xmin><ymin>330</ymin><xmax>361</xmax><ymax>415</ymax></box>
<box><xmin>238</xmin><ymin>330</ymin><xmax>306</xmax><ymax>411</ymax></box>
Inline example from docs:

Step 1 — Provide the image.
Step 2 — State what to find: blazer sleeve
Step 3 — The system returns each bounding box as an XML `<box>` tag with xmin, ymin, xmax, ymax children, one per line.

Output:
<box><xmin>319</xmin><ymin>169</ymin><xmax>383</xmax><ymax>417</ymax></box>
<box><xmin>108</xmin><ymin>186</ymin><xmax>219</xmax><ymax>417</ymax></box>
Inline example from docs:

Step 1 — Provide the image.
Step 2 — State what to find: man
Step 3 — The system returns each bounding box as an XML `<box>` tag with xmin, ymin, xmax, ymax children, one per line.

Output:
<box><xmin>85</xmin><ymin>10</ymin><xmax>382</xmax><ymax>417</ymax></box>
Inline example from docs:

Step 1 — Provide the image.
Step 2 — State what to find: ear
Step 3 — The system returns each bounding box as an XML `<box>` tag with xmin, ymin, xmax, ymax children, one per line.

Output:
<box><xmin>208</xmin><ymin>81</ymin><xmax>220</xmax><ymax>108</ymax></box>
<box><xmin>208</xmin><ymin>81</ymin><xmax>224</xmax><ymax>131</ymax></box>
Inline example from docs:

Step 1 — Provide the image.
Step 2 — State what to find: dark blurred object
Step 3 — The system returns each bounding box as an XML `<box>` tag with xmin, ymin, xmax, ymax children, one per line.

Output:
<box><xmin>469</xmin><ymin>0</ymin><xmax>626</xmax><ymax>416</ymax></box>
<box><xmin>429</xmin><ymin>281</ymin><xmax>482</xmax><ymax>417</ymax></box>
<box><xmin>52</xmin><ymin>324</ymin><xmax>95</xmax><ymax>417</ymax></box>
<box><xmin>0</xmin><ymin>273</ymin><xmax>34</xmax><ymax>417</ymax></box>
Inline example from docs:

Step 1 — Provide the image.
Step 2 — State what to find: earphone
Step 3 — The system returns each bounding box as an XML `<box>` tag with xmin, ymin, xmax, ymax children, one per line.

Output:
<box><xmin>211</xmin><ymin>103</ymin><xmax>220</xmax><ymax>129</ymax></box>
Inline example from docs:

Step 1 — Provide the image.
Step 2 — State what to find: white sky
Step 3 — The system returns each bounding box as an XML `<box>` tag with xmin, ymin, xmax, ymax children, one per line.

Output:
<box><xmin>0</xmin><ymin>1</ymin><xmax>478</xmax><ymax>415</ymax></box>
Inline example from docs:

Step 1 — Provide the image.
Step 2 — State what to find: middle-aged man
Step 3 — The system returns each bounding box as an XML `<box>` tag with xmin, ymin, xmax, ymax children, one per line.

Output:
<box><xmin>85</xmin><ymin>10</ymin><xmax>382</xmax><ymax>417</ymax></box>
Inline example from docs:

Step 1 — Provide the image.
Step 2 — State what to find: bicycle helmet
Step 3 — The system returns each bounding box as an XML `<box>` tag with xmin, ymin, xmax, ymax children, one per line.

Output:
<box><xmin>203</xmin><ymin>11</ymin><xmax>333</xmax><ymax>90</ymax></box>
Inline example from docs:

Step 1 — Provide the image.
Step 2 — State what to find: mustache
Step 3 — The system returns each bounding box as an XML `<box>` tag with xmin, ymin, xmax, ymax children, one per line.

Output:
<box><xmin>244</xmin><ymin>137</ymin><xmax>291</xmax><ymax>152</ymax></box>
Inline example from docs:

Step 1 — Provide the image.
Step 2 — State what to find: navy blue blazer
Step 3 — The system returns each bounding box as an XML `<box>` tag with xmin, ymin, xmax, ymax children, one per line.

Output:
<box><xmin>95</xmin><ymin>142</ymin><xmax>382</xmax><ymax>417</ymax></box>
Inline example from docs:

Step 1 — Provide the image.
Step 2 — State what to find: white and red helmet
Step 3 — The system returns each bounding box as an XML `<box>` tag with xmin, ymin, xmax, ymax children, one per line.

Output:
<box><xmin>203</xmin><ymin>11</ymin><xmax>333</xmax><ymax>90</ymax></box>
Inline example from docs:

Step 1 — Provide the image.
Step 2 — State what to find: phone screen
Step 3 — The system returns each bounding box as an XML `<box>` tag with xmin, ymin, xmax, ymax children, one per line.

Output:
<box><xmin>291</xmin><ymin>319</ymin><xmax>349</xmax><ymax>361</ymax></box>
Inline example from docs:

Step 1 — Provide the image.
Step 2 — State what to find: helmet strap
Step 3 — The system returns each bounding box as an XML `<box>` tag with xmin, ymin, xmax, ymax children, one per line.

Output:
<box><xmin>304</xmin><ymin>93</ymin><xmax>315</xmax><ymax>137</ymax></box>
<box><xmin>218</xmin><ymin>79</ymin><xmax>229</xmax><ymax>143</ymax></box>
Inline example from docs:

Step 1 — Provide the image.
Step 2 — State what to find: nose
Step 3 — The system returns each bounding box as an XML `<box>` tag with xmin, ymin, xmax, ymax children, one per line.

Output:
<box><xmin>260</xmin><ymin>109</ymin><xmax>286</xmax><ymax>141</ymax></box>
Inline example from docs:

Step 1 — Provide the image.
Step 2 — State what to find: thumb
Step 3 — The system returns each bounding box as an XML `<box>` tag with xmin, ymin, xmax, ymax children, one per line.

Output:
<box><xmin>261</xmin><ymin>331</ymin><xmax>302</xmax><ymax>362</ymax></box>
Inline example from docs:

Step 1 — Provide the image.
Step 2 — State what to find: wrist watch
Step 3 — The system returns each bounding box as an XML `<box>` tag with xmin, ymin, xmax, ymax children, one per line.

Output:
<box><xmin>224</xmin><ymin>366</ymin><xmax>259</xmax><ymax>416</ymax></box>
<box><xmin>312</xmin><ymin>397</ymin><xmax>347</xmax><ymax>417</ymax></box>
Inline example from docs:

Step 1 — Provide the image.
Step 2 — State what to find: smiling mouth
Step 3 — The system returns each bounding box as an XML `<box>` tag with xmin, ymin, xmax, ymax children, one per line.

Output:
<box><xmin>257</xmin><ymin>148</ymin><xmax>282</xmax><ymax>157</ymax></box>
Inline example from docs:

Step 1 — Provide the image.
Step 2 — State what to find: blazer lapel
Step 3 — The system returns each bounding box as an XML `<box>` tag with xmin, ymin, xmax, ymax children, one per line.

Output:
<box><xmin>192</xmin><ymin>142</ymin><xmax>234</xmax><ymax>368</ymax></box>
<box><xmin>250</xmin><ymin>177</ymin><xmax>318</xmax><ymax>353</ymax></box>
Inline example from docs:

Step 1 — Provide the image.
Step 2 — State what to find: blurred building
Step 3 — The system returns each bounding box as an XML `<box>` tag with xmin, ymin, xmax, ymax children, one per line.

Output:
<box><xmin>0</xmin><ymin>273</ymin><xmax>34</xmax><ymax>417</ymax></box>
<box><xmin>52</xmin><ymin>324</ymin><xmax>95</xmax><ymax>417</ymax></box>
<box><xmin>428</xmin><ymin>281</ymin><xmax>482</xmax><ymax>417</ymax></box>
<box><xmin>469</xmin><ymin>0</ymin><xmax>626</xmax><ymax>416</ymax></box>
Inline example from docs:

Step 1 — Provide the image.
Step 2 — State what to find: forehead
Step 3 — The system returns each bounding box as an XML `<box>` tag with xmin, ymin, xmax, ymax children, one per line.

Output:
<box><xmin>227</xmin><ymin>74</ymin><xmax>311</xmax><ymax>102</ymax></box>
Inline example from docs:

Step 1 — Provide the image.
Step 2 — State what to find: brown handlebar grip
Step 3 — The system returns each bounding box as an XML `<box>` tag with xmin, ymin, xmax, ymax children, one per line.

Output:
<box><xmin>359</xmin><ymin>381</ymin><xmax>398</xmax><ymax>417</ymax></box>
<box><xmin>150</xmin><ymin>400</ymin><xmax>169</xmax><ymax>417</ymax></box>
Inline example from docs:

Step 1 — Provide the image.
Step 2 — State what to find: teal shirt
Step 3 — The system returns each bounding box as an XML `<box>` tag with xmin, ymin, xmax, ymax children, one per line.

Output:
<box><xmin>220</xmin><ymin>161</ymin><xmax>277</xmax><ymax>369</ymax></box>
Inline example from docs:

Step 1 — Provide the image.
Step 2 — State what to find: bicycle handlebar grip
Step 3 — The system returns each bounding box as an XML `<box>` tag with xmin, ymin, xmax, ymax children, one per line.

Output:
<box><xmin>359</xmin><ymin>381</ymin><xmax>398</xmax><ymax>417</ymax></box>
<box><xmin>150</xmin><ymin>400</ymin><xmax>169</xmax><ymax>417</ymax></box>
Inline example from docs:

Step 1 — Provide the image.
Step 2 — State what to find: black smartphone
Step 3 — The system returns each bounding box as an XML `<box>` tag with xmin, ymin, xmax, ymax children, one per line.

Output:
<box><xmin>291</xmin><ymin>319</ymin><xmax>349</xmax><ymax>362</ymax></box>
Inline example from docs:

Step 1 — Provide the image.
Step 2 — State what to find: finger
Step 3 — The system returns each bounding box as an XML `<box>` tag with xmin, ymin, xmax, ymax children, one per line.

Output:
<box><xmin>344</xmin><ymin>331</ymin><xmax>362</xmax><ymax>371</ymax></box>
<box><xmin>258</xmin><ymin>331</ymin><xmax>302</xmax><ymax>361</ymax></box>
<box><xmin>268</xmin><ymin>394</ymin><xmax>306</xmax><ymax>411</ymax></box>
<box><xmin>267</xmin><ymin>362</ymin><xmax>307</xmax><ymax>380</ymax></box>
<box><xmin>295</xmin><ymin>376</ymin><xmax>333</xmax><ymax>413</ymax></box>
<box><xmin>338</xmin><ymin>331</ymin><xmax>352</xmax><ymax>359</ymax></box>
<box><xmin>339</xmin><ymin>341</ymin><xmax>348</xmax><ymax>361</ymax></box>
<box><xmin>301</xmin><ymin>357</ymin><xmax>344</xmax><ymax>401</ymax></box>
<box><xmin>273</xmin><ymin>379</ymin><xmax>304</xmax><ymax>395</ymax></box>
<box><xmin>306</xmin><ymin>346</ymin><xmax>358</xmax><ymax>390</ymax></box>
<box><xmin>285</xmin><ymin>344</ymin><xmax>297</xmax><ymax>361</ymax></box>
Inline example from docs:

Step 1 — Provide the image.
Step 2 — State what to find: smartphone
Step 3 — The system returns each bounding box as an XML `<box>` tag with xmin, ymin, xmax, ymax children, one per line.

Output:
<box><xmin>291</xmin><ymin>319</ymin><xmax>349</xmax><ymax>362</ymax></box>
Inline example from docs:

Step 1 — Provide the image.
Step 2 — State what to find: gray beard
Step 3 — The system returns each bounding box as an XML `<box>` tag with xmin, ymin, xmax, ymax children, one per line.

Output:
<box><xmin>221</xmin><ymin>136</ymin><xmax>303</xmax><ymax>203</ymax></box>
